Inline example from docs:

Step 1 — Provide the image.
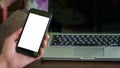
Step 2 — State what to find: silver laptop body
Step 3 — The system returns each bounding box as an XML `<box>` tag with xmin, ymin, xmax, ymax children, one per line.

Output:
<box><xmin>43</xmin><ymin>33</ymin><xmax>120</xmax><ymax>61</ymax></box>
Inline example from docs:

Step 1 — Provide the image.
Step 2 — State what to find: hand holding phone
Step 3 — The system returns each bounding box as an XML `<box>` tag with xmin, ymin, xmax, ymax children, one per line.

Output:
<box><xmin>16</xmin><ymin>8</ymin><xmax>52</xmax><ymax>57</ymax></box>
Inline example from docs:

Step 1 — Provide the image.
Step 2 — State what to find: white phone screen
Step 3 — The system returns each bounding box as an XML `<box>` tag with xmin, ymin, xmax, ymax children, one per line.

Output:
<box><xmin>18</xmin><ymin>13</ymin><xmax>49</xmax><ymax>52</ymax></box>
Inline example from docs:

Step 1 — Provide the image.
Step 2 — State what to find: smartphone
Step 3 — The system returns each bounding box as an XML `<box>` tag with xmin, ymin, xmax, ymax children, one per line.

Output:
<box><xmin>16</xmin><ymin>8</ymin><xmax>52</xmax><ymax>57</ymax></box>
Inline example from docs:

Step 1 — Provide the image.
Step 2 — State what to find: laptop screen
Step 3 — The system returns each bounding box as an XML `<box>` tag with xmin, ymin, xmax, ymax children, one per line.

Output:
<box><xmin>49</xmin><ymin>0</ymin><xmax>120</xmax><ymax>33</ymax></box>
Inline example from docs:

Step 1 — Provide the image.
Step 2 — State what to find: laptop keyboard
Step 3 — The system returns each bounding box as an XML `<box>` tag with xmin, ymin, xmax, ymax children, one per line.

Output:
<box><xmin>50</xmin><ymin>34</ymin><xmax>120</xmax><ymax>46</ymax></box>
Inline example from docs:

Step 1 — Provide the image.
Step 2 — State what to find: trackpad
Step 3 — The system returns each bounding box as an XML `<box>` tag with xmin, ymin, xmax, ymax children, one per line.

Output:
<box><xmin>73</xmin><ymin>47</ymin><xmax>104</xmax><ymax>57</ymax></box>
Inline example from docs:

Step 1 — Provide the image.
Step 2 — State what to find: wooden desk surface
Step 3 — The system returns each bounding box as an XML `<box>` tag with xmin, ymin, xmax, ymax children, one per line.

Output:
<box><xmin>0</xmin><ymin>10</ymin><xmax>120</xmax><ymax>68</ymax></box>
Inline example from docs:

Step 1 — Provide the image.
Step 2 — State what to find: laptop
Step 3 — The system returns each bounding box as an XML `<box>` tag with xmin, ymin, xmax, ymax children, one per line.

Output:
<box><xmin>43</xmin><ymin>0</ymin><xmax>120</xmax><ymax>61</ymax></box>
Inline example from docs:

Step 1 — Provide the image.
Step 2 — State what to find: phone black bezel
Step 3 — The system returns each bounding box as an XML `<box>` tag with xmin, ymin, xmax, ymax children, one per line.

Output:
<box><xmin>16</xmin><ymin>8</ymin><xmax>52</xmax><ymax>57</ymax></box>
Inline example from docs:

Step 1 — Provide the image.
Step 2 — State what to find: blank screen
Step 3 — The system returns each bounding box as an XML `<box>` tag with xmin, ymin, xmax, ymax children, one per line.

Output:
<box><xmin>49</xmin><ymin>0</ymin><xmax>120</xmax><ymax>33</ymax></box>
<box><xmin>18</xmin><ymin>13</ymin><xmax>49</xmax><ymax>52</ymax></box>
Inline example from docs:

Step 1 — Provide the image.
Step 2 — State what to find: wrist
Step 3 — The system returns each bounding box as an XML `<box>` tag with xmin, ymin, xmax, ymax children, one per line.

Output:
<box><xmin>0</xmin><ymin>55</ymin><xmax>9</xmax><ymax>68</ymax></box>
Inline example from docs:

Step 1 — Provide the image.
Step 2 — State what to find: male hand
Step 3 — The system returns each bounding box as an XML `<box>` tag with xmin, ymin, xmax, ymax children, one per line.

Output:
<box><xmin>0</xmin><ymin>28</ymin><xmax>49</xmax><ymax>68</ymax></box>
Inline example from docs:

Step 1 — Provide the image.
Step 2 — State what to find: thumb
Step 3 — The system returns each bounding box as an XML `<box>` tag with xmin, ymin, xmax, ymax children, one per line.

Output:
<box><xmin>9</xmin><ymin>28</ymin><xmax>22</xmax><ymax>41</ymax></box>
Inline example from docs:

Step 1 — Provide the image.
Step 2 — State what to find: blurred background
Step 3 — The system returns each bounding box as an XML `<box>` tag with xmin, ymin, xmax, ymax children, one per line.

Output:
<box><xmin>0</xmin><ymin>0</ymin><xmax>48</xmax><ymax>24</ymax></box>
<box><xmin>0</xmin><ymin>0</ymin><xmax>120</xmax><ymax>33</ymax></box>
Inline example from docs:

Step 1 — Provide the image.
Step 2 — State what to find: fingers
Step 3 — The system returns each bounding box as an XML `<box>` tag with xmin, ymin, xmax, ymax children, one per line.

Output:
<box><xmin>34</xmin><ymin>48</ymin><xmax>44</xmax><ymax>60</ymax></box>
<box><xmin>41</xmin><ymin>35</ymin><xmax>49</xmax><ymax>48</ymax></box>
<box><xmin>44</xmin><ymin>35</ymin><xmax>49</xmax><ymax>41</ymax></box>
<box><xmin>42</xmin><ymin>40</ymin><xmax>47</xmax><ymax>49</ymax></box>
<box><xmin>34</xmin><ymin>35</ymin><xmax>49</xmax><ymax>60</ymax></box>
